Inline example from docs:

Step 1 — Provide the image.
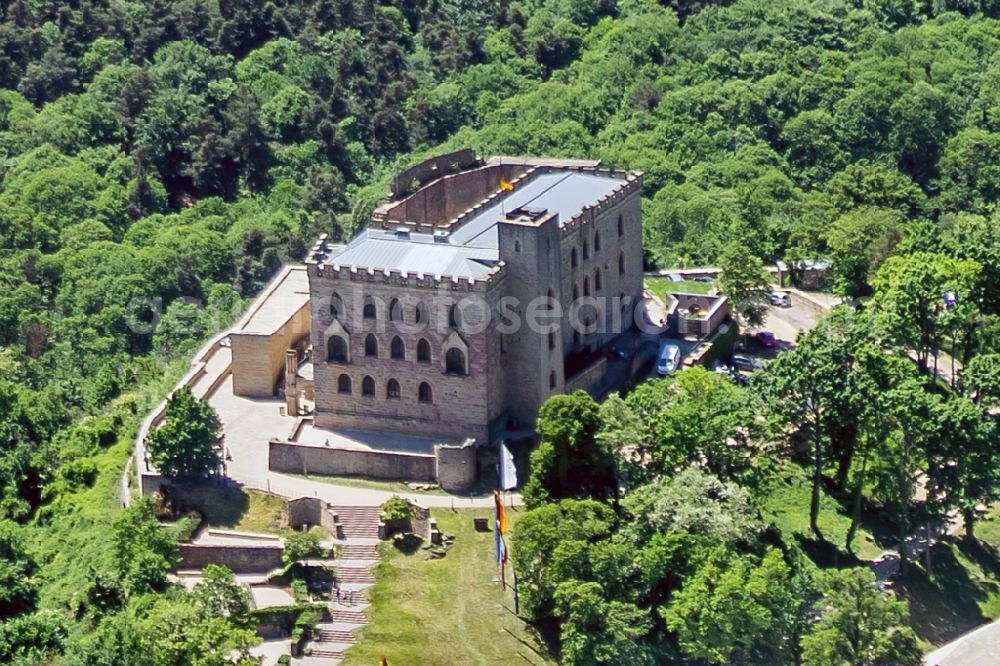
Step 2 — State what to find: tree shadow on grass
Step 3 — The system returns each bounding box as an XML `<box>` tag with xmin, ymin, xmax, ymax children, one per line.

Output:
<box><xmin>165</xmin><ymin>482</ymin><xmax>250</xmax><ymax>528</ymax></box>
<box><xmin>795</xmin><ymin>534</ymin><xmax>864</xmax><ymax>569</ymax></box>
<box><xmin>896</xmin><ymin>540</ymin><xmax>991</xmax><ymax>645</ymax></box>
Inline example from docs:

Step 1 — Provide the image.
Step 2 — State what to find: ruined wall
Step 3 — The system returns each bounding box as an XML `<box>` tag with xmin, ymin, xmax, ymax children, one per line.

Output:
<box><xmin>176</xmin><ymin>544</ymin><xmax>283</xmax><ymax>573</ymax></box>
<box><xmin>287</xmin><ymin>497</ymin><xmax>337</xmax><ymax>536</ymax></box>
<box><xmin>435</xmin><ymin>439</ymin><xmax>477</xmax><ymax>493</ymax></box>
<box><xmin>269</xmin><ymin>441</ymin><xmax>437</xmax><ymax>481</ymax></box>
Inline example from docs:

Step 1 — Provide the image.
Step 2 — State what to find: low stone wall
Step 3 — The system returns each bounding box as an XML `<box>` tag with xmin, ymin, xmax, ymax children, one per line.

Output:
<box><xmin>270</xmin><ymin>441</ymin><xmax>437</xmax><ymax>481</ymax></box>
<box><xmin>565</xmin><ymin>356</ymin><xmax>608</xmax><ymax>395</ymax></box>
<box><xmin>288</xmin><ymin>497</ymin><xmax>337</xmax><ymax>537</ymax></box>
<box><xmin>176</xmin><ymin>543</ymin><xmax>283</xmax><ymax>573</ymax></box>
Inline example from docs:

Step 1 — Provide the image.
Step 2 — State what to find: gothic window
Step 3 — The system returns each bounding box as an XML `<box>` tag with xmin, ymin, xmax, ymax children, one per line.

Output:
<box><xmin>445</xmin><ymin>347</ymin><xmax>466</xmax><ymax>375</ymax></box>
<box><xmin>389</xmin><ymin>298</ymin><xmax>402</xmax><ymax>322</ymax></box>
<box><xmin>330</xmin><ymin>292</ymin><xmax>343</xmax><ymax>318</ymax></box>
<box><xmin>418</xmin><ymin>382</ymin><xmax>433</xmax><ymax>403</ymax></box>
<box><xmin>363</xmin><ymin>296</ymin><xmax>376</xmax><ymax>319</ymax></box>
<box><xmin>337</xmin><ymin>374</ymin><xmax>351</xmax><ymax>394</ymax></box>
<box><xmin>548</xmin><ymin>330</ymin><xmax>555</xmax><ymax>350</ymax></box>
<box><xmin>448</xmin><ymin>304</ymin><xmax>460</xmax><ymax>329</ymax></box>
<box><xmin>618</xmin><ymin>215</ymin><xmax>624</xmax><ymax>236</ymax></box>
<box><xmin>571</xmin><ymin>247</ymin><xmax>578</xmax><ymax>269</ymax></box>
<box><xmin>391</xmin><ymin>336</ymin><xmax>405</xmax><ymax>360</ymax></box>
<box><xmin>572</xmin><ymin>285</ymin><xmax>579</xmax><ymax>301</ymax></box>
<box><xmin>595</xmin><ymin>269</ymin><xmax>602</xmax><ymax>291</ymax></box>
<box><xmin>619</xmin><ymin>251</ymin><xmax>625</xmax><ymax>275</ymax></box>
<box><xmin>362</xmin><ymin>376</ymin><xmax>375</xmax><ymax>396</ymax></box>
<box><xmin>387</xmin><ymin>378</ymin><xmax>400</xmax><ymax>400</ymax></box>
<box><xmin>327</xmin><ymin>336</ymin><xmax>347</xmax><ymax>363</ymax></box>
<box><xmin>364</xmin><ymin>334</ymin><xmax>378</xmax><ymax>357</ymax></box>
<box><xmin>583</xmin><ymin>239</ymin><xmax>589</xmax><ymax>260</ymax></box>
<box><xmin>417</xmin><ymin>338</ymin><xmax>431</xmax><ymax>363</ymax></box>
<box><xmin>415</xmin><ymin>302</ymin><xmax>427</xmax><ymax>324</ymax></box>
<box><xmin>583</xmin><ymin>276</ymin><xmax>590</xmax><ymax>297</ymax></box>
<box><xmin>594</xmin><ymin>230</ymin><xmax>601</xmax><ymax>252</ymax></box>
<box><xmin>514</xmin><ymin>240</ymin><xmax>521</xmax><ymax>252</ymax></box>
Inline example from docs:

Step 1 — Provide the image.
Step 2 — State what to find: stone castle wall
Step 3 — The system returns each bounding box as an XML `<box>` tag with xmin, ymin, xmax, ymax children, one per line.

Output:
<box><xmin>269</xmin><ymin>440</ymin><xmax>437</xmax><ymax>481</ymax></box>
<box><xmin>176</xmin><ymin>543</ymin><xmax>283</xmax><ymax>573</ymax></box>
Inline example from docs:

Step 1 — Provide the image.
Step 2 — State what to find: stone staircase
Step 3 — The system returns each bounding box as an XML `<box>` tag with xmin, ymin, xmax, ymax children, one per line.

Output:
<box><xmin>331</xmin><ymin>505</ymin><xmax>382</xmax><ymax>539</ymax></box>
<box><xmin>298</xmin><ymin>506</ymin><xmax>382</xmax><ymax>665</ymax></box>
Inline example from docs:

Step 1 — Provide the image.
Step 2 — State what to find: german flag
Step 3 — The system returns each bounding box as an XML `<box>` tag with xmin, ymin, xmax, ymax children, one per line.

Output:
<box><xmin>495</xmin><ymin>491</ymin><xmax>508</xmax><ymax>535</ymax></box>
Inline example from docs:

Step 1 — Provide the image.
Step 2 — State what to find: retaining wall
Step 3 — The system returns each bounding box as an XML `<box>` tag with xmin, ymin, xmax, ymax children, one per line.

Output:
<box><xmin>176</xmin><ymin>543</ymin><xmax>283</xmax><ymax>573</ymax></box>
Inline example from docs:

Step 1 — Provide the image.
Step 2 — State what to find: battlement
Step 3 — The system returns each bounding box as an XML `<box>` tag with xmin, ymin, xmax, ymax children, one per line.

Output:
<box><xmin>307</xmin><ymin>235</ymin><xmax>505</xmax><ymax>292</ymax></box>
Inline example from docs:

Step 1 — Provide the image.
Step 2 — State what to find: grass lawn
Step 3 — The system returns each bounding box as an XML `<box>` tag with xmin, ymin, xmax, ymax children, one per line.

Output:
<box><xmin>645</xmin><ymin>276</ymin><xmax>715</xmax><ymax>300</ymax></box>
<box><xmin>761</xmin><ymin>465</ymin><xmax>883</xmax><ymax>562</ymax></box>
<box><xmin>341</xmin><ymin>508</ymin><xmax>555</xmax><ymax>666</ymax></box>
<box><xmin>972</xmin><ymin>503</ymin><xmax>1000</xmax><ymax>549</ymax></box>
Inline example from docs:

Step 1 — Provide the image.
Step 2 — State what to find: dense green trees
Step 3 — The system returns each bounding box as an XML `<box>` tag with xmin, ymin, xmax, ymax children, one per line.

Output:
<box><xmin>147</xmin><ymin>386</ymin><xmax>222</xmax><ymax>479</ymax></box>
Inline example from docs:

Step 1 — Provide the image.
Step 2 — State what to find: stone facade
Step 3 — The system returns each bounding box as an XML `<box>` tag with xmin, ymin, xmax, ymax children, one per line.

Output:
<box><xmin>306</xmin><ymin>155</ymin><xmax>644</xmax><ymax>443</ymax></box>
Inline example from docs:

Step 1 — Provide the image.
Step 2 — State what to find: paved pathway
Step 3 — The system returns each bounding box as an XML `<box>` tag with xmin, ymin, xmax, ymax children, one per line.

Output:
<box><xmin>925</xmin><ymin>617</ymin><xmax>1000</xmax><ymax>665</ymax></box>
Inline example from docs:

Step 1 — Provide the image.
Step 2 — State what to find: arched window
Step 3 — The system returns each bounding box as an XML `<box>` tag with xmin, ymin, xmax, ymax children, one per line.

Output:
<box><xmin>415</xmin><ymin>302</ymin><xmax>427</xmax><ymax>324</ymax></box>
<box><xmin>389</xmin><ymin>298</ymin><xmax>402</xmax><ymax>322</ymax></box>
<box><xmin>448</xmin><ymin>304</ymin><xmax>460</xmax><ymax>329</ymax></box>
<box><xmin>446</xmin><ymin>347</ymin><xmax>466</xmax><ymax>375</ymax></box>
<box><xmin>514</xmin><ymin>240</ymin><xmax>521</xmax><ymax>252</ymax></box>
<box><xmin>546</xmin><ymin>289</ymin><xmax>555</xmax><ymax>310</ymax></box>
<box><xmin>363</xmin><ymin>296</ymin><xmax>376</xmax><ymax>319</ymax></box>
<box><xmin>418</xmin><ymin>382</ymin><xmax>433</xmax><ymax>403</ymax></box>
<box><xmin>365</xmin><ymin>334</ymin><xmax>378</xmax><ymax>357</ymax></box>
<box><xmin>550</xmin><ymin>371</ymin><xmax>557</xmax><ymax>389</ymax></box>
<box><xmin>595</xmin><ymin>269</ymin><xmax>602</xmax><ymax>291</ymax></box>
<box><xmin>572</xmin><ymin>285</ymin><xmax>579</xmax><ymax>301</ymax></box>
<box><xmin>618</xmin><ymin>215</ymin><xmax>624</xmax><ymax>236</ymax></box>
<box><xmin>583</xmin><ymin>239</ymin><xmax>589</xmax><ymax>260</ymax></box>
<box><xmin>417</xmin><ymin>338</ymin><xmax>431</xmax><ymax>363</ymax></box>
<box><xmin>330</xmin><ymin>292</ymin><xmax>343</xmax><ymax>318</ymax></box>
<box><xmin>583</xmin><ymin>276</ymin><xmax>590</xmax><ymax>297</ymax></box>
<box><xmin>548</xmin><ymin>330</ymin><xmax>555</xmax><ymax>350</ymax></box>
<box><xmin>594</xmin><ymin>230</ymin><xmax>601</xmax><ymax>252</ymax></box>
<box><xmin>327</xmin><ymin>336</ymin><xmax>347</xmax><ymax>363</ymax></box>
<box><xmin>571</xmin><ymin>247</ymin><xmax>578</xmax><ymax>269</ymax></box>
<box><xmin>619</xmin><ymin>251</ymin><xmax>625</xmax><ymax>275</ymax></box>
<box><xmin>362</xmin><ymin>376</ymin><xmax>375</xmax><ymax>397</ymax></box>
<box><xmin>391</xmin><ymin>336</ymin><xmax>405</xmax><ymax>360</ymax></box>
<box><xmin>337</xmin><ymin>374</ymin><xmax>352</xmax><ymax>394</ymax></box>
<box><xmin>386</xmin><ymin>378</ymin><xmax>400</xmax><ymax>400</ymax></box>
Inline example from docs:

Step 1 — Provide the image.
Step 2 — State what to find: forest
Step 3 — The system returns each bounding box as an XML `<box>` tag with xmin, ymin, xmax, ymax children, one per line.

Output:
<box><xmin>2</xmin><ymin>0</ymin><xmax>1000</xmax><ymax>663</ymax></box>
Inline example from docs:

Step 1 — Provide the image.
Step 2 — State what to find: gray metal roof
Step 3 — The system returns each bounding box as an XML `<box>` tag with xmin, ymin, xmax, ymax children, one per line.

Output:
<box><xmin>328</xmin><ymin>229</ymin><xmax>499</xmax><ymax>279</ymax></box>
<box><xmin>325</xmin><ymin>169</ymin><xmax>625</xmax><ymax>280</ymax></box>
<box><xmin>448</xmin><ymin>170</ymin><xmax>625</xmax><ymax>247</ymax></box>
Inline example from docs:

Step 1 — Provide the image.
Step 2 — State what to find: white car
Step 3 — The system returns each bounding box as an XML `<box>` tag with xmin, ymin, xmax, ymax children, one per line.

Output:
<box><xmin>768</xmin><ymin>290</ymin><xmax>791</xmax><ymax>307</ymax></box>
<box><xmin>657</xmin><ymin>344</ymin><xmax>681</xmax><ymax>376</ymax></box>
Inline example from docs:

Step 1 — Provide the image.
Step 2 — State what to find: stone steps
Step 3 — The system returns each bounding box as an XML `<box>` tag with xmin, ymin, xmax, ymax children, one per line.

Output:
<box><xmin>308</xmin><ymin>642</ymin><xmax>348</xmax><ymax>659</ymax></box>
<box><xmin>316</xmin><ymin>628</ymin><xmax>357</xmax><ymax>643</ymax></box>
<box><xmin>332</xmin><ymin>506</ymin><xmax>382</xmax><ymax>539</ymax></box>
<box><xmin>335</xmin><ymin>566</ymin><xmax>375</xmax><ymax>584</ymax></box>
<box><xmin>338</xmin><ymin>544</ymin><xmax>378</xmax><ymax>559</ymax></box>
<box><xmin>327</xmin><ymin>609</ymin><xmax>367</xmax><ymax>623</ymax></box>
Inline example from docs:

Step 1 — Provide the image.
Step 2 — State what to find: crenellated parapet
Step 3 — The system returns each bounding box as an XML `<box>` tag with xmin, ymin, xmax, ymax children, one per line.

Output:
<box><xmin>558</xmin><ymin>170</ymin><xmax>643</xmax><ymax>235</ymax></box>
<box><xmin>306</xmin><ymin>235</ymin><xmax>506</xmax><ymax>292</ymax></box>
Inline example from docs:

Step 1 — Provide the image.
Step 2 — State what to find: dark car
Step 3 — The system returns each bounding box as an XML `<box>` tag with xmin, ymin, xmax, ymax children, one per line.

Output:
<box><xmin>756</xmin><ymin>331</ymin><xmax>776</xmax><ymax>348</ymax></box>
<box><xmin>732</xmin><ymin>354</ymin><xmax>764</xmax><ymax>372</ymax></box>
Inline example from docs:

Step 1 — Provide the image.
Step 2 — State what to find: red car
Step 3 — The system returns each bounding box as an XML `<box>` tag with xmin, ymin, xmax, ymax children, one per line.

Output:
<box><xmin>756</xmin><ymin>331</ymin><xmax>776</xmax><ymax>348</ymax></box>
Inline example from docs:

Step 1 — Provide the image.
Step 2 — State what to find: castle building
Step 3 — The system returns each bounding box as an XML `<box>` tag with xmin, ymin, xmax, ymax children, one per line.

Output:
<box><xmin>304</xmin><ymin>151</ymin><xmax>644</xmax><ymax>443</ymax></box>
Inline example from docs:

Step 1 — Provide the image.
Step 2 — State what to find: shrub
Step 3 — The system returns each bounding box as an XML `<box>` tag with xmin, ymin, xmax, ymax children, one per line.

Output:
<box><xmin>283</xmin><ymin>527</ymin><xmax>323</xmax><ymax>566</ymax></box>
<box><xmin>381</xmin><ymin>496</ymin><xmax>414</xmax><ymax>521</ymax></box>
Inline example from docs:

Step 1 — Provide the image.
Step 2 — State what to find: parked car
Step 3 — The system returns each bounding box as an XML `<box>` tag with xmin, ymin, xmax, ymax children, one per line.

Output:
<box><xmin>657</xmin><ymin>343</ymin><xmax>681</xmax><ymax>376</ymax></box>
<box><xmin>731</xmin><ymin>354</ymin><xmax>764</xmax><ymax>372</ymax></box>
<box><xmin>756</xmin><ymin>331</ymin><xmax>776</xmax><ymax>348</ymax></box>
<box><xmin>768</xmin><ymin>290</ymin><xmax>791</xmax><ymax>307</ymax></box>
